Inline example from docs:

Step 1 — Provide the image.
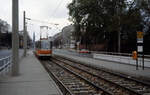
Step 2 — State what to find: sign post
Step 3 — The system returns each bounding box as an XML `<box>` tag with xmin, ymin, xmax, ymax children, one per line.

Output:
<box><xmin>137</xmin><ymin>31</ymin><xmax>144</xmax><ymax>70</ymax></box>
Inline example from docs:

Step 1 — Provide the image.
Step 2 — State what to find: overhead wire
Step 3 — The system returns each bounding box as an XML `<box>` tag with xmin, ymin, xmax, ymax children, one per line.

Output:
<box><xmin>26</xmin><ymin>0</ymin><xmax>66</xmax><ymax>27</ymax></box>
<box><xmin>28</xmin><ymin>0</ymin><xmax>66</xmax><ymax>39</ymax></box>
<box><xmin>48</xmin><ymin>0</ymin><xmax>66</xmax><ymax>33</ymax></box>
<box><xmin>50</xmin><ymin>0</ymin><xmax>65</xmax><ymax>19</ymax></box>
<box><xmin>27</xmin><ymin>18</ymin><xmax>58</xmax><ymax>25</ymax></box>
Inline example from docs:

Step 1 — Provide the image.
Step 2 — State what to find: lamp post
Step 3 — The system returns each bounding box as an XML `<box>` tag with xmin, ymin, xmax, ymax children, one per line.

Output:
<box><xmin>23</xmin><ymin>11</ymin><xmax>27</xmax><ymax>57</ymax></box>
<box><xmin>23</xmin><ymin>11</ymin><xmax>31</xmax><ymax>57</ymax></box>
<box><xmin>12</xmin><ymin>0</ymin><xmax>19</xmax><ymax>76</ymax></box>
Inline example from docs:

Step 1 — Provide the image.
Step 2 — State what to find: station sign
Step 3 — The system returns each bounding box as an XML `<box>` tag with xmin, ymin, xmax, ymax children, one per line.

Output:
<box><xmin>137</xmin><ymin>31</ymin><xmax>143</xmax><ymax>38</ymax></box>
<box><xmin>137</xmin><ymin>31</ymin><xmax>143</xmax><ymax>43</ymax></box>
<box><xmin>137</xmin><ymin>46</ymin><xmax>143</xmax><ymax>52</ymax></box>
<box><xmin>137</xmin><ymin>38</ymin><xmax>143</xmax><ymax>43</ymax></box>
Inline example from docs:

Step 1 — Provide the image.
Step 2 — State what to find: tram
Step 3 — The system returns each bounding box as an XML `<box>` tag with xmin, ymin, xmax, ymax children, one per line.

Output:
<box><xmin>35</xmin><ymin>38</ymin><xmax>52</xmax><ymax>58</ymax></box>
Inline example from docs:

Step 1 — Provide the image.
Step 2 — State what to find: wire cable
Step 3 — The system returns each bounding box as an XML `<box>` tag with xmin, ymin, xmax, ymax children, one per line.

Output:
<box><xmin>27</xmin><ymin>18</ymin><xmax>59</xmax><ymax>26</ymax></box>
<box><xmin>50</xmin><ymin>0</ymin><xmax>65</xmax><ymax>18</ymax></box>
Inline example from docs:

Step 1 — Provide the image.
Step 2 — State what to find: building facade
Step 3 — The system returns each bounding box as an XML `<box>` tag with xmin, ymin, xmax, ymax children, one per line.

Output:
<box><xmin>62</xmin><ymin>25</ymin><xmax>75</xmax><ymax>49</ymax></box>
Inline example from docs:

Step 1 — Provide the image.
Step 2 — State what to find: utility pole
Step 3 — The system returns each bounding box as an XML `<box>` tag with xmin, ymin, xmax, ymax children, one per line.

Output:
<box><xmin>23</xmin><ymin>11</ymin><xmax>27</xmax><ymax>57</ymax></box>
<box><xmin>33</xmin><ymin>32</ymin><xmax>35</xmax><ymax>49</ymax></box>
<box><xmin>12</xmin><ymin>0</ymin><xmax>19</xmax><ymax>76</ymax></box>
<box><xmin>118</xmin><ymin>26</ymin><xmax>121</xmax><ymax>53</ymax></box>
<box><xmin>117</xmin><ymin>1</ymin><xmax>121</xmax><ymax>53</ymax></box>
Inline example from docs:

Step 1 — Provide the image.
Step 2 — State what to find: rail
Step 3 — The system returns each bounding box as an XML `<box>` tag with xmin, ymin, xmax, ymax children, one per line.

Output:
<box><xmin>52</xmin><ymin>57</ymin><xmax>150</xmax><ymax>95</ymax></box>
<box><xmin>0</xmin><ymin>56</ymin><xmax>12</xmax><ymax>75</ymax></box>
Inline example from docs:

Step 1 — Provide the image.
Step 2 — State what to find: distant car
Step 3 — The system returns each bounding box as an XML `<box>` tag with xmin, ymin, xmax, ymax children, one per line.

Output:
<box><xmin>79</xmin><ymin>49</ymin><xmax>90</xmax><ymax>54</ymax></box>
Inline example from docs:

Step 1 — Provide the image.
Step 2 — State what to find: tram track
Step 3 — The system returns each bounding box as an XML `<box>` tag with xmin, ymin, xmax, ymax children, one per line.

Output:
<box><xmin>41</xmin><ymin>60</ymin><xmax>109</xmax><ymax>95</ymax></box>
<box><xmin>51</xmin><ymin>56</ymin><xmax>150</xmax><ymax>95</ymax></box>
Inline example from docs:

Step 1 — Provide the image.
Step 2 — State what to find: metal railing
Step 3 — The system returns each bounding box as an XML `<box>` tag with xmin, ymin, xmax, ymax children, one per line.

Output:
<box><xmin>92</xmin><ymin>51</ymin><xmax>150</xmax><ymax>58</ymax></box>
<box><xmin>0</xmin><ymin>56</ymin><xmax>12</xmax><ymax>76</ymax></box>
<box><xmin>92</xmin><ymin>51</ymin><xmax>150</xmax><ymax>67</ymax></box>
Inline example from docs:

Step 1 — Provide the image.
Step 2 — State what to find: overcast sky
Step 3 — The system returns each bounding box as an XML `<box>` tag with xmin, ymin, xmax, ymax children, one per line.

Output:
<box><xmin>0</xmin><ymin>0</ymin><xmax>72</xmax><ymax>40</ymax></box>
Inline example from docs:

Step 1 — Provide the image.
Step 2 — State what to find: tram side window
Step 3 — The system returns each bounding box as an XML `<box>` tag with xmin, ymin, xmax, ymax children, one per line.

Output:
<box><xmin>35</xmin><ymin>41</ymin><xmax>41</xmax><ymax>49</ymax></box>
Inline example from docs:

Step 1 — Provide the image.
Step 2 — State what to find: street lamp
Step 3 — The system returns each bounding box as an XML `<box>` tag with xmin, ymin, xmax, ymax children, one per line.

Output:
<box><xmin>23</xmin><ymin>11</ymin><xmax>31</xmax><ymax>57</ymax></box>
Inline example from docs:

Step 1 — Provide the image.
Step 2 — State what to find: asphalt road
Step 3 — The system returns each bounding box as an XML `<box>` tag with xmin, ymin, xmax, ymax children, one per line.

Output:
<box><xmin>0</xmin><ymin>49</ymin><xmax>24</xmax><ymax>59</ymax></box>
<box><xmin>0</xmin><ymin>49</ymin><xmax>11</xmax><ymax>59</ymax></box>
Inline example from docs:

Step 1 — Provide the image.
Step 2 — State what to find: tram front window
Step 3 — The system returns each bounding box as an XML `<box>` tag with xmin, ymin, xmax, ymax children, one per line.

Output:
<box><xmin>41</xmin><ymin>41</ymin><xmax>50</xmax><ymax>50</ymax></box>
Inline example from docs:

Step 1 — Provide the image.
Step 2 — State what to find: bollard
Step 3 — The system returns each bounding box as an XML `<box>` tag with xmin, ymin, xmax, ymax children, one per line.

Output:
<box><xmin>132</xmin><ymin>51</ymin><xmax>138</xmax><ymax>70</ymax></box>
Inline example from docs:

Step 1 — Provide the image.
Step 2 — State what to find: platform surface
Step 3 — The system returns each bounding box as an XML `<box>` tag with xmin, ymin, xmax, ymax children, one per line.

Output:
<box><xmin>0</xmin><ymin>50</ymin><xmax>62</xmax><ymax>95</ymax></box>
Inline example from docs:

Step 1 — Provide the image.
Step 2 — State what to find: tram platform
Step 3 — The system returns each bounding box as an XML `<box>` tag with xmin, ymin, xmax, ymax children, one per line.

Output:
<box><xmin>54</xmin><ymin>49</ymin><xmax>150</xmax><ymax>82</ymax></box>
<box><xmin>0</xmin><ymin>50</ymin><xmax>62</xmax><ymax>95</ymax></box>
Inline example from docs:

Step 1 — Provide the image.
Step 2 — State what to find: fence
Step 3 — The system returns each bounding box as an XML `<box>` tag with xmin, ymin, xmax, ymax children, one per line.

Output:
<box><xmin>0</xmin><ymin>56</ymin><xmax>12</xmax><ymax>76</ymax></box>
<box><xmin>92</xmin><ymin>51</ymin><xmax>150</xmax><ymax>58</ymax></box>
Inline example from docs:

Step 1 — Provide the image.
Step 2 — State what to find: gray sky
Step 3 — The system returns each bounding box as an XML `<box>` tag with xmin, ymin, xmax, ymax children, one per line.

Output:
<box><xmin>0</xmin><ymin>0</ymin><xmax>72</xmax><ymax>40</ymax></box>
